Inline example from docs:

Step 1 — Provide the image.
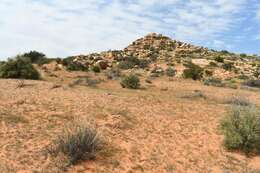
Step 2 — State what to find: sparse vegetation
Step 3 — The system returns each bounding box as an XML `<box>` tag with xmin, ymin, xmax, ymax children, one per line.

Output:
<box><xmin>0</xmin><ymin>56</ymin><xmax>40</xmax><ymax>80</ymax></box>
<box><xmin>120</xmin><ymin>74</ymin><xmax>140</xmax><ymax>89</ymax></box>
<box><xmin>50</xmin><ymin>119</ymin><xmax>103</xmax><ymax>164</ymax></box>
<box><xmin>183</xmin><ymin>62</ymin><xmax>203</xmax><ymax>80</ymax></box>
<box><xmin>220</xmin><ymin>105</ymin><xmax>260</xmax><ymax>154</ymax></box>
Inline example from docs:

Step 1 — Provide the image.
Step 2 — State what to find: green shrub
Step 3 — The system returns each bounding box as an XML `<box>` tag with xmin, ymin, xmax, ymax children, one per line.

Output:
<box><xmin>203</xmin><ymin>77</ymin><xmax>224</xmax><ymax>87</ymax></box>
<box><xmin>222</xmin><ymin>62</ymin><xmax>234</xmax><ymax>71</ymax></box>
<box><xmin>50</xmin><ymin>119</ymin><xmax>103</xmax><ymax>164</ymax></box>
<box><xmin>165</xmin><ymin>67</ymin><xmax>176</xmax><ymax>77</ymax></box>
<box><xmin>92</xmin><ymin>65</ymin><xmax>101</xmax><ymax>73</ymax></box>
<box><xmin>0</xmin><ymin>56</ymin><xmax>40</xmax><ymax>80</ymax></box>
<box><xmin>118</xmin><ymin>56</ymin><xmax>139</xmax><ymax>69</ymax></box>
<box><xmin>120</xmin><ymin>74</ymin><xmax>140</xmax><ymax>89</ymax></box>
<box><xmin>220</xmin><ymin>105</ymin><xmax>260</xmax><ymax>154</ymax></box>
<box><xmin>138</xmin><ymin>59</ymin><xmax>150</xmax><ymax>69</ymax></box>
<box><xmin>183</xmin><ymin>62</ymin><xmax>203</xmax><ymax>80</ymax></box>
<box><xmin>215</xmin><ymin>56</ymin><xmax>224</xmax><ymax>63</ymax></box>
<box><xmin>240</xmin><ymin>53</ymin><xmax>247</xmax><ymax>58</ymax></box>
<box><xmin>62</xmin><ymin>57</ymin><xmax>88</xmax><ymax>71</ymax></box>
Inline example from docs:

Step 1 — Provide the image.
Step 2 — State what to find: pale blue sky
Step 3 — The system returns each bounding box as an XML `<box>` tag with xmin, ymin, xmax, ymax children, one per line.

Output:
<box><xmin>0</xmin><ymin>0</ymin><xmax>259</xmax><ymax>59</ymax></box>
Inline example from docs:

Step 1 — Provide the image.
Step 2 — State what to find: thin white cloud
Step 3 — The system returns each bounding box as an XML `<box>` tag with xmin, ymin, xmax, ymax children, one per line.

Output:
<box><xmin>0</xmin><ymin>0</ymin><xmax>247</xmax><ymax>59</ymax></box>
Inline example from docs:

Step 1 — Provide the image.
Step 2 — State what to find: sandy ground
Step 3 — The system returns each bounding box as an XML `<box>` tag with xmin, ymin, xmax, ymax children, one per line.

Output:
<box><xmin>0</xmin><ymin>75</ymin><xmax>259</xmax><ymax>173</ymax></box>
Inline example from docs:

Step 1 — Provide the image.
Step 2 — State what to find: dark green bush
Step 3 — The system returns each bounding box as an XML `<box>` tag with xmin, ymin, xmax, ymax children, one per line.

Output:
<box><xmin>165</xmin><ymin>67</ymin><xmax>176</xmax><ymax>77</ymax></box>
<box><xmin>0</xmin><ymin>56</ymin><xmax>40</xmax><ymax>80</ymax></box>
<box><xmin>118</xmin><ymin>56</ymin><xmax>139</xmax><ymax>69</ymax></box>
<box><xmin>183</xmin><ymin>62</ymin><xmax>203</xmax><ymax>80</ymax></box>
<box><xmin>62</xmin><ymin>57</ymin><xmax>88</xmax><ymax>71</ymax></box>
<box><xmin>51</xmin><ymin>120</ymin><xmax>103</xmax><ymax>164</ymax></box>
<box><xmin>92</xmin><ymin>65</ymin><xmax>101</xmax><ymax>73</ymax></box>
<box><xmin>220</xmin><ymin>106</ymin><xmax>260</xmax><ymax>154</ymax></box>
<box><xmin>222</xmin><ymin>62</ymin><xmax>234</xmax><ymax>71</ymax></box>
<box><xmin>120</xmin><ymin>74</ymin><xmax>140</xmax><ymax>89</ymax></box>
<box><xmin>215</xmin><ymin>56</ymin><xmax>224</xmax><ymax>63</ymax></box>
<box><xmin>138</xmin><ymin>59</ymin><xmax>150</xmax><ymax>68</ymax></box>
<box><xmin>22</xmin><ymin>50</ymin><xmax>49</xmax><ymax>65</ymax></box>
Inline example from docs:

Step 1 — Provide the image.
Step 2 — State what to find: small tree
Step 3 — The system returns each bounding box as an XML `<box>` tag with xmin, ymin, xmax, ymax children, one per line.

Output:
<box><xmin>23</xmin><ymin>50</ymin><xmax>46</xmax><ymax>64</ymax></box>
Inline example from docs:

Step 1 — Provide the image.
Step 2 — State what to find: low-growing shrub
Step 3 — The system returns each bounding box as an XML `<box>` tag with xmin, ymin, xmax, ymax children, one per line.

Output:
<box><xmin>120</xmin><ymin>74</ymin><xmax>140</xmax><ymax>89</ymax></box>
<box><xmin>183</xmin><ymin>62</ymin><xmax>203</xmax><ymax>80</ymax></box>
<box><xmin>203</xmin><ymin>77</ymin><xmax>224</xmax><ymax>87</ymax></box>
<box><xmin>226</xmin><ymin>96</ymin><xmax>252</xmax><ymax>106</ymax></box>
<box><xmin>50</xmin><ymin>119</ymin><xmax>103</xmax><ymax>164</ymax></box>
<box><xmin>222</xmin><ymin>62</ymin><xmax>234</xmax><ymax>71</ymax></box>
<box><xmin>118</xmin><ymin>56</ymin><xmax>139</xmax><ymax>69</ymax></box>
<box><xmin>92</xmin><ymin>65</ymin><xmax>101</xmax><ymax>73</ymax></box>
<box><xmin>243</xmin><ymin>80</ymin><xmax>260</xmax><ymax>88</ymax></box>
<box><xmin>220</xmin><ymin>105</ymin><xmax>260</xmax><ymax>154</ymax></box>
<box><xmin>62</xmin><ymin>57</ymin><xmax>88</xmax><ymax>71</ymax></box>
<box><xmin>105</xmin><ymin>67</ymin><xmax>121</xmax><ymax>80</ymax></box>
<box><xmin>165</xmin><ymin>67</ymin><xmax>176</xmax><ymax>77</ymax></box>
<box><xmin>215</xmin><ymin>56</ymin><xmax>224</xmax><ymax>63</ymax></box>
<box><xmin>0</xmin><ymin>56</ymin><xmax>40</xmax><ymax>80</ymax></box>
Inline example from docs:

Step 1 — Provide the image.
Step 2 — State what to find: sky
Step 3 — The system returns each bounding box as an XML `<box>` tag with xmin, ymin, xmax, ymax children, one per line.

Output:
<box><xmin>0</xmin><ymin>0</ymin><xmax>260</xmax><ymax>60</ymax></box>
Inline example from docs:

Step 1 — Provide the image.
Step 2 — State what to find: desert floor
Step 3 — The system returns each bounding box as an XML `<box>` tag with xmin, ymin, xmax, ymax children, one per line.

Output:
<box><xmin>0</xmin><ymin>74</ymin><xmax>259</xmax><ymax>173</ymax></box>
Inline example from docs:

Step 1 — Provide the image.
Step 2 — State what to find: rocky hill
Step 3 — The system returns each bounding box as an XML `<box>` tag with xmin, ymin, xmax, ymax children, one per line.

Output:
<box><xmin>67</xmin><ymin>33</ymin><xmax>259</xmax><ymax>82</ymax></box>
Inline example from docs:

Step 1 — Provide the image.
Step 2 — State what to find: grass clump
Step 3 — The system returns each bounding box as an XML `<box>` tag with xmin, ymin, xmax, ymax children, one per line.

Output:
<box><xmin>220</xmin><ymin>105</ymin><xmax>260</xmax><ymax>154</ymax></box>
<box><xmin>50</xmin><ymin>119</ymin><xmax>103</xmax><ymax>164</ymax></box>
<box><xmin>120</xmin><ymin>74</ymin><xmax>140</xmax><ymax>89</ymax></box>
<box><xmin>183</xmin><ymin>62</ymin><xmax>203</xmax><ymax>80</ymax></box>
<box><xmin>0</xmin><ymin>56</ymin><xmax>40</xmax><ymax>80</ymax></box>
